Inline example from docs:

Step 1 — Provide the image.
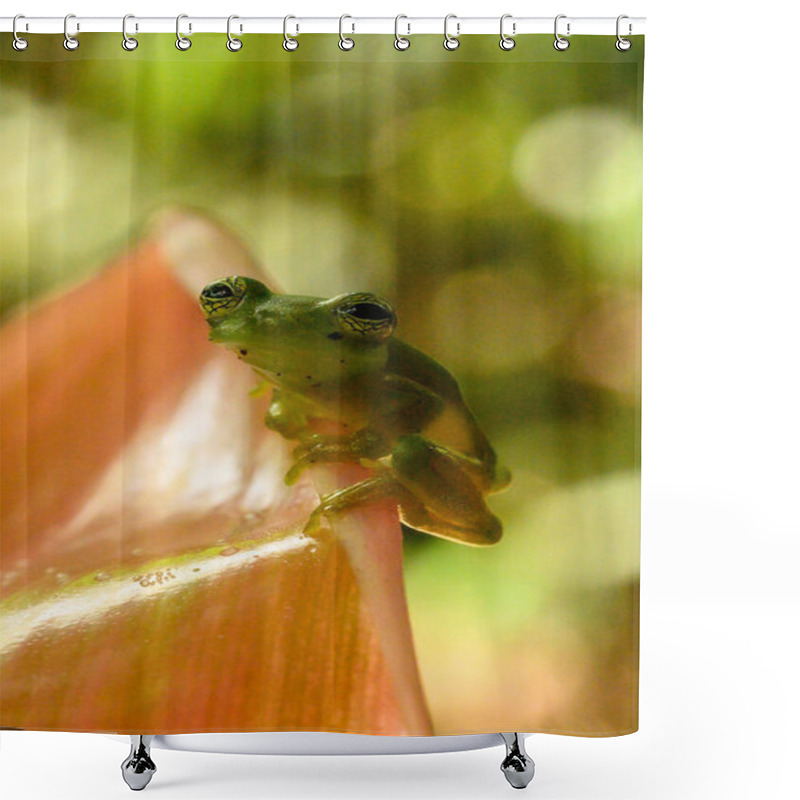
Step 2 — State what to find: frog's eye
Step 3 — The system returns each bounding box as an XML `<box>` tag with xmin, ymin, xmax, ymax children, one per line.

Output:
<box><xmin>204</xmin><ymin>283</ymin><xmax>234</xmax><ymax>299</ymax></box>
<box><xmin>200</xmin><ymin>277</ymin><xmax>247</xmax><ymax>318</ymax></box>
<box><xmin>335</xmin><ymin>293</ymin><xmax>396</xmax><ymax>341</ymax></box>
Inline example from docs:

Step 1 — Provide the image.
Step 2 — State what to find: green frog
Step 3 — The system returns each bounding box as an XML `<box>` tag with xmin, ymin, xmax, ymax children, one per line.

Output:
<box><xmin>199</xmin><ymin>276</ymin><xmax>509</xmax><ymax>545</ymax></box>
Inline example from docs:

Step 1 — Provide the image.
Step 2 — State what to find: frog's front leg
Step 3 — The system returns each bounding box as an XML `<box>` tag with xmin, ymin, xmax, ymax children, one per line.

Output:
<box><xmin>305</xmin><ymin>433</ymin><xmax>502</xmax><ymax>546</ymax></box>
<box><xmin>287</xmin><ymin>372</ymin><xmax>445</xmax><ymax>485</ymax></box>
<box><xmin>284</xmin><ymin>427</ymin><xmax>391</xmax><ymax>486</ymax></box>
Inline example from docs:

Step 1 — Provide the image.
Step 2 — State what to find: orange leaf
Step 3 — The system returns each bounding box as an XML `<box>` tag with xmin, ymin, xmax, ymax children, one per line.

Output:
<box><xmin>0</xmin><ymin>210</ymin><xmax>432</xmax><ymax>735</ymax></box>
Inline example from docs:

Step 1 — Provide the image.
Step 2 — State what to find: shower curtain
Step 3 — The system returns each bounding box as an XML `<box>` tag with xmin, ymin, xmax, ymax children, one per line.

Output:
<box><xmin>0</xmin><ymin>29</ymin><xmax>643</xmax><ymax>738</ymax></box>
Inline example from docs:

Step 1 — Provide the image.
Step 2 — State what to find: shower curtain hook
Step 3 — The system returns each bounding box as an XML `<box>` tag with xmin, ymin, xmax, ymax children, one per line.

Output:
<box><xmin>443</xmin><ymin>14</ymin><xmax>460</xmax><ymax>51</ymax></box>
<box><xmin>394</xmin><ymin>15</ymin><xmax>411</xmax><ymax>50</ymax></box>
<box><xmin>122</xmin><ymin>15</ymin><xmax>138</xmax><ymax>51</ymax></box>
<box><xmin>227</xmin><ymin>15</ymin><xmax>243</xmax><ymax>51</ymax></box>
<box><xmin>12</xmin><ymin>15</ymin><xmax>29</xmax><ymax>51</ymax></box>
<box><xmin>499</xmin><ymin>14</ymin><xmax>516</xmax><ymax>50</ymax></box>
<box><xmin>553</xmin><ymin>14</ymin><xmax>570</xmax><ymax>51</ymax></box>
<box><xmin>176</xmin><ymin>14</ymin><xmax>192</xmax><ymax>50</ymax></box>
<box><xmin>339</xmin><ymin>15</ymin><xmax>355</xmax><ymax>51</ymax></box>
<box><xmin>283</xmin><ymin>15</ymin><xmax>299</xmax><ymax>51</ymax></box>
<box><xmin>63</xmin><ymin>14</ymin><xmax>79</xmax><ymax>51</ymax></box>
<box><xmin>615</xmin><ymin>15</ymin><xmax>632</xmax><ymax>51</ymax></box>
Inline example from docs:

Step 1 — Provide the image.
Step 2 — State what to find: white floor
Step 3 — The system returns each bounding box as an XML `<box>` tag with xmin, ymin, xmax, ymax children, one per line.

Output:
<box><xmin>3</xmin><ymin>1</ymin><xmax>799</xmax><ymax>798</ymax></box>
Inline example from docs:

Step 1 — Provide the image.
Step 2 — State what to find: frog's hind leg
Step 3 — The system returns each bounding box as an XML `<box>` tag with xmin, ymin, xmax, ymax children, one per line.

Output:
<box><xmin>302</xmin><ymin>433</ymin><xmax>503</xmax><ymax>546</ymax></box>
<box><xmin>303</xmin><ymin>470</ymin><xmax>405</xmax><ymax>535</ymax></box>
<box><xmin>398</xmin><ymin>501</ymin><xmax>501</xmax><ymax>547</ymax></box>
<box><xmin>392</xmin><ymin>434</ymin><xmax>502</xmax><ymax>546</ymax></box>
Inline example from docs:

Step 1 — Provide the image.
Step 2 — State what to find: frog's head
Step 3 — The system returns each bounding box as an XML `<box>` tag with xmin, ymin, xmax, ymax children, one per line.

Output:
<box><xmin>199</xmin><ymin>277</ymin><xmax>396</xmax><ymax>340</ymax></box>
<box><xmin>200</xmin><ymin>277</ymin><xmax>397</xmax><ymax>381</ymax></box>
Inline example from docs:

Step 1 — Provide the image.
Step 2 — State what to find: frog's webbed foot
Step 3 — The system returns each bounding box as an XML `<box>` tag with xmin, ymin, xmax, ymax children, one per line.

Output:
<box><xmin>302</xmin><ymin>472</ymin><xmax>402</xmax><ymax>534</ymax></box>
<box><xmin>284</xmin><ymin>429</ymin><xmax>390</xmax><ymax>486</ymax></box>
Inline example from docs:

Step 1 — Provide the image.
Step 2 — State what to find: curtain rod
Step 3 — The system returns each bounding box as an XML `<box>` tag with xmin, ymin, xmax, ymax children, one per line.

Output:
<box><xmin>1</xmin><ymin>16</ymin><xmax>646</xmax><ymax>37</ymax></box>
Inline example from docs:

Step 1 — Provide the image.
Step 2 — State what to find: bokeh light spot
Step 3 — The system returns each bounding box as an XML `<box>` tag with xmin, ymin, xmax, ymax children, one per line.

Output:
<box><xmin>570</xmin><ymin>288</ymin><xmax>641</xmax><ymax>397</ymax></box>
<box><xmin>429</xmin><ymin>264</ymin><xmax>573</xmax><ymax>374</ymax></box>
<box><xmin>512</xmin><ymin>108</ymin><xmax>642</xmax><ymax>222</ymax></box>
<box><xmin>372</xmin><ymin>108</ymin><xmax>506</xmax><ymax>213</ymax></box>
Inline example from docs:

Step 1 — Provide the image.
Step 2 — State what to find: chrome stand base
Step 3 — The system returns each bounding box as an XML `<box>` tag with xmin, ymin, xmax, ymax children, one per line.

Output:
<box><xmin>500</xmin><ymin>733</ymin><xmax>535</xmax><ymax>789</ymax></box>
<box><xmin>116</xmin><ymin>732</ymin><xmax>532</xmax><ymax>790</ymax></box>
<box><xmin>121</xmin><ymin>735</ymin><xmax>157</xmax><ymax>791</ymax></box>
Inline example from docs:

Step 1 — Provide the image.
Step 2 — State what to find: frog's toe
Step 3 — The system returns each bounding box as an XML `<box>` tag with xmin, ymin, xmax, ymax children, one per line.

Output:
<box><xmin>284</xmin><ymin>459</ymin><xmax>313</xmax><ymax>486</ymax></box>
<box><xmin>302</xmin><ymin>506</ymin><xmax>327</xmax><ymax>535</ymax></box>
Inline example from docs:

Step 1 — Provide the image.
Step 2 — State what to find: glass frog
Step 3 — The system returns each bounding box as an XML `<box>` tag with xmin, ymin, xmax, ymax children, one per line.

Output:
<box><xmin>199</xmin><ymin>276</ymin><xmax>510</xmax><ymax>546</ymax></box>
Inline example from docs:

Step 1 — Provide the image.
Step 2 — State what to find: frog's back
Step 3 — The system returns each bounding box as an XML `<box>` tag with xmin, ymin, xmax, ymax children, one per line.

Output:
<box><xmin>386</xmin><ymin>339</ymin><xmax>503</xmax><ymax>485</ymax></box>
<box><xmin>386</xmin><ymin>338</ymin><xmax>465</xmax><ymax>407</ymax></box>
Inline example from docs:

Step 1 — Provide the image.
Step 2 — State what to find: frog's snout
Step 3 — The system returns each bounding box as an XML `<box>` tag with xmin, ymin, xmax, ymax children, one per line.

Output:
<box><xmin>199</xmin><ymin>276</ymin><xmax>247</xmax><ymax>320</ymax></box>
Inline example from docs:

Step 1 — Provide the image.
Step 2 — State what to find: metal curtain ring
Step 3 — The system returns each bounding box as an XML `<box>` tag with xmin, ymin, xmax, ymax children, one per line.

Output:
<box><xmin>554</xmin><ymin>14</ymin><xmax>570</xmax><ymax>51</ymax></box>
<box><xmin>63</xmin><ymin>13</ymin><xmax>79</xmax><ymax>51</ymax></box>
<box><xmin>12</xmin><ymin>14</ymin><xmax>29</xmax><ymax>51</ymax></box>
<box><xmin>338</xmin><ymin>14</ymin><xmax>355</xmax><ymax>50</ymax></box>
<box><xmin>283</xmin><ymin>15</ymin><xmax>299</xmax><ymax>51</ymax></box>
<box><xmin>176</xmin><ymin>14</ymin><xmax>192</xmax><ymax>50</ymax></box>
<box><xmin>122</xmin><ymin>14</ymin><xmax>138</xmax><ymax>51</ymax></box>
<box><xmin>616</xmin><ymin>14</ymin><xmax>632</xmax><ymax>51</ymax></box>
<box><xmin>499</xmin><ymin>14</ymin><xmax>515</xmax><ymax>50</ymax></box>
<box><xmin>227</xmin><ymin>15</ymin><xmax>243</xmax><ymax>51</ymax></box>
<box><xmin>394</xmin><ymin>14</ymin><xmax>410</xmax><ymax>50</ymax></box>
<box><xmin>443</xmin><ymin>14</ymin><xmax>460</xmax><ymax>51</ymax></box>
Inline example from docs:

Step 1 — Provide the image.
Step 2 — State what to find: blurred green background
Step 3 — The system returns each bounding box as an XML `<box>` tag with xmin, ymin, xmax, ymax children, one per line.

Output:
<box><xmin>1</xmin><ymin>34</ymin><xmax>642</xmax><ymax>734</ymax></box>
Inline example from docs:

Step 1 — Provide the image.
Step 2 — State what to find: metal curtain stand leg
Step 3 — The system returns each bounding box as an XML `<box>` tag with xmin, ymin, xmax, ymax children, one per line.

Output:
<box><xmin>500</xmin><ymin>732</ymin><xmax>535</xmax><ymax>789</ymax></box>
<box><xmin>121</xmin><ymin>735</ymin><xmax>157</xmax><ymax>791</ymax></box>
<box><xmin>117</xmin><ymin>732</ymin><xmax>531</xmax><ymax>790</ymax></box>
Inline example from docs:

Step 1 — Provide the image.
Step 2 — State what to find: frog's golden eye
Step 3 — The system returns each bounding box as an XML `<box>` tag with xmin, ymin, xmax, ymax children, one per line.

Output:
<box><xmin>199</xmin><ymin>276</ymin><xmax>247</xmax><ymax>318</ymax></box>
<box><xmin>336</xmin><ymin>293</ymin><xmax>396</xmax><ymax>340</ymax></box>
